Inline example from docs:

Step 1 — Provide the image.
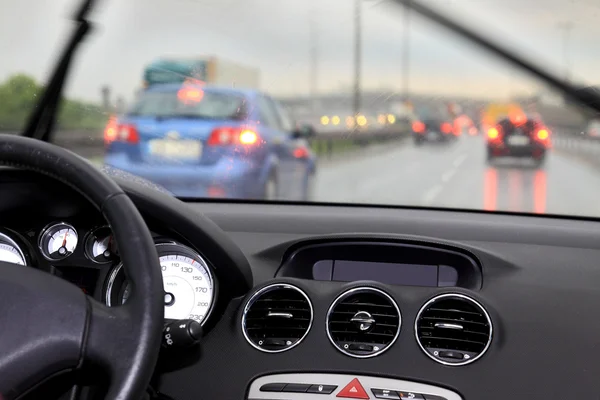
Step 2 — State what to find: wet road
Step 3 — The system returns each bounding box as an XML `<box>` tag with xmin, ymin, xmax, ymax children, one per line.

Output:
<box><xmin>314</xmin><ymin>135</ymin><xmax>600</xmax><ymax>217</ymax></box>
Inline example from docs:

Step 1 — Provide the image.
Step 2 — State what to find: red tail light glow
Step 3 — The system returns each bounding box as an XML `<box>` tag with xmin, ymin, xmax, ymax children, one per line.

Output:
<box><xmin>293</xmin><ymin>146</ymin><xmax>310</xmax><ymax>159</ymax></box>
<box><xmin>412</xmin><ymin>121</ymin><xmax>425</xmax><ymax>133</ymax></box>
<box><xmin>536</xmin><ymin>129</ymin><xmax>549</xmax><ymax>140</ymax></box>
<box><xmin>177</xmin><ymin>86</ymin><xmax>204</xmax><ymax>104</ymax></box>
<box><xmin>116</xmin><ymin>124</ymin><xmax>140</xmax><ymax>144</ymax></box>
<box><xmin>239</xmin><ymin>130</ymin><xmax>258</xmax><ymax>145</ymax></box>
<box><xmin>208</xmin><ymin>127</ymin><xmax>261</xmax><ymax>146</ymax></box>
<box><xmin>104</xmin><ymin>118</ymin><xmax>139</xmax><ymax>145</ymax></box>
<box><xmin>441</xmin><ymin>122</ymin><xmax>453</xmax><ymax>134</ymax></box>
<box><xmin>104</xmin><ymin>116</ymin><xmax>118</xmax><ymax>145</ymax></box>
<box><xmin>488</xmin><ymin>127</ymin><xmax>500</xmax><ymax>140</ymax></box>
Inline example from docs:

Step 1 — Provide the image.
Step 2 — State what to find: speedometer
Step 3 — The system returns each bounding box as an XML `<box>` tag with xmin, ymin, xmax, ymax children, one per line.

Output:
<box><xmin>105</xmin><ymin>242</ymin><xmax>215</xmax><ymax>325</ymax></box>
<box><xmin>158</xmin><ymin>253</ymin><xmax>213</xmax><ymax>321</ymax></box>
<box><xmin>0</xmin><ymin>232</ymin><xmax>26</xmax><ymax>265</ymax></box>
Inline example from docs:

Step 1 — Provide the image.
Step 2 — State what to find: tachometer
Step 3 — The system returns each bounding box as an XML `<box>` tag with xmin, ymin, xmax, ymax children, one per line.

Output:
<box><xmin>0</xmin><ymin>232</ymin><xmax>26</xmax><ymax>265</ymax></box>
<box><xmin>105</xmin><ymin>243</ymin><xmax>215</xmax><ymax>325</ymax></box>
<box><xmin>39</xmin><ymin>222</ymin><xmax>78</xmax><ymax>260</ymax></box>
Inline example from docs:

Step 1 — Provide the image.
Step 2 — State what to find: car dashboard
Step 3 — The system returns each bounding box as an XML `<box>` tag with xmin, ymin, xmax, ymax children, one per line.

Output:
<box><xmin>2</xmin><ymin>168</ymin><xmax>600</xmax><ymax>400</ymax></box>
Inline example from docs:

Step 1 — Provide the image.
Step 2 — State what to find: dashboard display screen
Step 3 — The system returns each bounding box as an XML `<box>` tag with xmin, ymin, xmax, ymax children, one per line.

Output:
<box><xmin>313</xmin><ymin>260</ymin><xmax>458</xmax><ymax>287</ymax></box>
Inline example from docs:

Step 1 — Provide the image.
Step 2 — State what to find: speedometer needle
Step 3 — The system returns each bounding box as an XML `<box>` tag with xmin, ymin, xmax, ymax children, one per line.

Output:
<box><xmin>62</xmin><ymin>232</ymin><xmax>68</xmax><ymax>248</ymax></box>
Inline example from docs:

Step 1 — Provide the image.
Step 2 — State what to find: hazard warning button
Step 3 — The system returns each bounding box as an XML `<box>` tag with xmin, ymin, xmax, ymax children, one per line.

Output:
<box><xmin>336</xmin><ymin>378</ymin><xmax>370</xmax><ymax>399</ymax></box>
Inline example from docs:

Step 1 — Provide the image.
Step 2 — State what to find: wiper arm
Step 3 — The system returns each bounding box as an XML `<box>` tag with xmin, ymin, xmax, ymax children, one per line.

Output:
<box><xmin>21</xmin><ymin>0</ymin><xmax>97</xmax><ymax>142</ymax></box>
<box><xmin>389</xmin><ymin>0</ymin><xmax>600</xmax><ymax>116</ymax></box>
<box><xmin>155</xmin><ymin>114</ymin><xmax>208</xmax><ymax>120</ymax></box>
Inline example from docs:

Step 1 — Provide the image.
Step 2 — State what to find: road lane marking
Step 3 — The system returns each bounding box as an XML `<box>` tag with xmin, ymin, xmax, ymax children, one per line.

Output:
<box><xmin>422</xmin><ymin>184</ymin><xmax>443</xmax><ymax>205</ymax></box>
<box><xmin>453</xmin><ymin>154</ymin><xmax>467</xmax><ymax>168</ymax></box>
<box><xmin>441</xmin><ymin>169</ymin><xmax>456</xmax><ymax>183</ymax></box>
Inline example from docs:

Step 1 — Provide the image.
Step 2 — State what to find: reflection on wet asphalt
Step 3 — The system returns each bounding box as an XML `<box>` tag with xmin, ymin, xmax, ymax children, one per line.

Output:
<box><xmin>314</xmin><ymin>136</ymin><xmax>600</xmax><ymax>217</ymax></box>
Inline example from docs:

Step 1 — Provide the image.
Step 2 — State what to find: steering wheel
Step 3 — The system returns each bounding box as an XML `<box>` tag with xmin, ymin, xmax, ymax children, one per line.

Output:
<box><xmin>0</xmin><ymin>135</ymin><xmax>164</xmax><ymax>400</ymax></box>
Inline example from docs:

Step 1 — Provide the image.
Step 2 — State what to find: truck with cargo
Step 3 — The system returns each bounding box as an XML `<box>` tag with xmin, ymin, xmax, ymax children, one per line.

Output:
<box><xmin>143</xmin><ymin>56</ymin><xmax>260</xmax><ymax>89</ymax></box>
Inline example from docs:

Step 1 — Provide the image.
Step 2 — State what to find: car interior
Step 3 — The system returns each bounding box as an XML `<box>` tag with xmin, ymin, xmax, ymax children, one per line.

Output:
<box><xmin>2</xmin><ymin>0</ymin><xmax>600</xmax><ymax>400</ymax></box>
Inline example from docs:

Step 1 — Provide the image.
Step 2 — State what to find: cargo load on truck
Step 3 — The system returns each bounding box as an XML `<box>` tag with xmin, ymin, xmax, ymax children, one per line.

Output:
<box><xmin>143</xmin><ymin>56</ymin><xmax>260</xmax><ymax>89</ymax></box>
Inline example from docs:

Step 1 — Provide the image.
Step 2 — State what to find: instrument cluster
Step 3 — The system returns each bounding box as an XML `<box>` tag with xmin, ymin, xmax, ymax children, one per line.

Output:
<box><xmin>0</xmin><ymin>224</ymin><xmax>216</xmax><ymax>326</ymax></box>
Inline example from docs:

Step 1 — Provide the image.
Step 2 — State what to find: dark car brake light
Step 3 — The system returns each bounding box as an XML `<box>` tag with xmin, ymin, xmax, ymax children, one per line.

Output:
<box><xmin>293</xmin><ymin>146</ymin><xmax>310</xmax><ymax>159</ymax></box>
<box><xmin>441</xmin><ymin>122</ymin><xmax>453</xmax><ymax>134</ymax></box>
<box><xmin>534</xmin><ymin>128</ymin><xmax>551</xmax><ymax>147</ymax></box>
<box><xmin>536</xmin><ymin>129</ymin><xmax>549</xmax><ymax>141</ymax></box>
<box><xmin>412</xmin><ymin>121</ymin><xmax>425</xmax><ymax>133</ymax></box>
<box><xmin>487</xmin><ymin>127</ymin><xmax>500</xmax><ymax>141</ymax></box>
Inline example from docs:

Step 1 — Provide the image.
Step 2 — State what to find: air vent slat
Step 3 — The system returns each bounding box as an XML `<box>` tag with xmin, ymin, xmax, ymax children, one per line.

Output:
<box><xmin>242</xmin><ymin>284</ymin><xmax>313</xmax><ymax>353</ymax></box>
<box><xmin>416</xmin><ymin>294</ymin><xmax>492</xmax><ymax>366</ymax></box>
<box><xmin>327</xmin><ymin>287</ymin><xmax>401</xmax><ymax>358</ymax></box>
<box><xmin>420</xmin><ymin>316</ymin><xmax>487</xmax><ymax>325</ymax></box>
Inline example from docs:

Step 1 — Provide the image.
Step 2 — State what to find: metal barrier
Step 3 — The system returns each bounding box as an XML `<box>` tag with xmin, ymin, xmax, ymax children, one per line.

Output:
<box><xmin>7</xmin><ymin>127</ymin><xmax>410</xmax><ymax>161</ymax></box>
<box><xmin>309</xmin><ymin>126</ymin><xmax>410</xmax><ymax>159</ymax></box>
<box><xmin>551</xmin><ymin>127</ymin><xmax>600</xmax><ymax>167</ymax></box>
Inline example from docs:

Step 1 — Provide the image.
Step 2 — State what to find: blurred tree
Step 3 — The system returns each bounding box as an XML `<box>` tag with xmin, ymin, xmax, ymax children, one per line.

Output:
<box><xmin>0</xmin><ymin>73</ymin><xmax>108</xmax><ymax>131</ymax></box>
<box><xmin>0</xmin><ymin>74</ymin><xmax>41</xmax><ymax>130</ymax></box>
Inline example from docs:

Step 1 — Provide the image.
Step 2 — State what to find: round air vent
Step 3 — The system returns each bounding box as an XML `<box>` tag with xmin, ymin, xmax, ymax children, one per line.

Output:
<box><xmin>242</xmin><ymin>283</ymin><xmax>313</xmax><ymax>353</ymax></box>
<box><xmin>415</xmin><ymin>293</ymin><xmax>493</xmax><ymax>366</ymax></box>
<box><xmin>327</xmin><ymin>287</ymin><xmax>401</xmax><ymax>358</ymax></box>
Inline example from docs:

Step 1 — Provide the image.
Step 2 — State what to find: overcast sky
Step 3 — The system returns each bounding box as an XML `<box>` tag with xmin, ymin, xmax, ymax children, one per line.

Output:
<box><xmin>2</xmin><ymin>0</ymin><xmax>599</xmax><ymax>103</ymax></box>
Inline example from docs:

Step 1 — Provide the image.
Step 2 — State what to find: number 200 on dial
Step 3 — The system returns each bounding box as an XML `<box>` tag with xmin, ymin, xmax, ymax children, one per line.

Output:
<box><xmin>159</xmin><ymin>253</ymin><xmax>214</xmax><ymax>323</ymax></box>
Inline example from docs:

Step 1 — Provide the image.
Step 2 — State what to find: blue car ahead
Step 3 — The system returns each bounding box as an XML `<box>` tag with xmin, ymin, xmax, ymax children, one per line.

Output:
<box><xmin>104</xmin><ymin>83</ymin><xmax>317</xmax><ymax>200</ymax></box>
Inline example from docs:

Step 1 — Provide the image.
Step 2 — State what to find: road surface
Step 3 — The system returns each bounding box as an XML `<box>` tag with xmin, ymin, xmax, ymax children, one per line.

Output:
<box><xmin>313</xmin><ymin>135</ymin><xmax>600</xmax><ymax>218</ymax></box>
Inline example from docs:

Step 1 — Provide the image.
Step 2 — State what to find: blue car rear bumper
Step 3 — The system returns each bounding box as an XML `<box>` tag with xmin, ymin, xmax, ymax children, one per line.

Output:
<box><xmin>104</xmin><ymin>154</ymin><xmax>268</xmax><ymax>198</ymax></box>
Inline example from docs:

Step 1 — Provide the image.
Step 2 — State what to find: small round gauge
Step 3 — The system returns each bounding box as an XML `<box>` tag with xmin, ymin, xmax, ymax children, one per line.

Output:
<box><xmin>85</xmin><ymin>226</ymin><xmax>117</xmax><ymax>263</ymax></box>
<box><xmin>0</xmin><ymin>232</ymin><xmax>26</xmax><ymax>265</ymax></box>
<box><xmin>105</xmin><ymin>243</ymin><xmax>215</xmax><ymax>325</ymax></box>
<box><xmin>39</xmin><ymin>222</ymin><xmax>78</xmax><ymax>260</ymax></box>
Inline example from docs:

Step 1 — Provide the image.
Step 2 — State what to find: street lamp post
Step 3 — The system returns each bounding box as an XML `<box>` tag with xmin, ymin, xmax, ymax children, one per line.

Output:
<box><xmin>353</xmin><ymin>0</ymin><xmax>362</xmax><ymax>118</ymax></box>
<box><xmin>557</xmin><ymin>21</ymin><xmax>574</xmax><ymax>81</ymax></box>
<box><xmin>309</xmin><ymin>11</ymin><xmax>318</xmax><ymax>114</ymax></box>
<box><xmin>402</xmin><ymin>0</ymin><xmax>411</xmax><ymax>102</ymax></box>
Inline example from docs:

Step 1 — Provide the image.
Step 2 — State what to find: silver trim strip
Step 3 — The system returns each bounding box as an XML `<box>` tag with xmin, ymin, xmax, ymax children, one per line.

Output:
<box><xmin>326</xmin><ymin>286</ymin><xmax>401</xmax><ymax>359</ymax></box>
<box><xmin>268</xmin><ymin>311</ymin><xmax>294</xmax><ymax>319</ymax></box>
<box><xmin>247</xmin><ymin>373</ymin><xmax>463</xmax><ymax>400</ymax></box>
<box><xmin>434</xmin><ymin>322</ymin><xmax>463</xmax><ymax>330</ymax></box>
<box><xmin>241</xmin><ymin>283</ymin><xmax>314</xmax><ymax>354</ymax></box>
<box><xmin>104</xmin><ymin>262</ymin><xmax>124</xmax><ymax>307</ymax></box>
<box><xmin>414</xmin><ymin>292</ymin><xmax>493</xmax><ymax>366</ymax></box>
<box><xmin>0</xmin><ymin>232</ymin><xmax>27</xmax><ymax>266</ymax></box>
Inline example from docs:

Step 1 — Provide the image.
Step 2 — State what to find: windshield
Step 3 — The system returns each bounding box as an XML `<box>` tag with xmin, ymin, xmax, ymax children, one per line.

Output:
<box><xmin>126</xmin><ymin>90</ymin><xmax>247</xmax><ymax>120</ymax></box>
<box><xmin>3</xmin><ymin>0</ymin><xmax>600</xmax><ymax>217</ymax></box>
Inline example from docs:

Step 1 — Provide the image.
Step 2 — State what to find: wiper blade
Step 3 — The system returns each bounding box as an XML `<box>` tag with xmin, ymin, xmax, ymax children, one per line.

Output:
<box><xmin>21</xmin><ymin>0</ymin><xmax>97</xmax><ymax>142</ymax></box>
<box><xmin>389</xmin><ymin>0</ymin><xmax>600</xmax><ymax>116</ymax></box>
<box><xmin>155</xmin><ymin>114</ymin><xmax>209</xmax><ymax>120</ymax></box>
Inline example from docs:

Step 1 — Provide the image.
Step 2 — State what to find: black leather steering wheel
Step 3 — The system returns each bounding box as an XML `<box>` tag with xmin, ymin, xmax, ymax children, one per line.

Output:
<box><xmin>0</xmin><ymin>135</ymin><xmax>164</xmax><ymax>400</ymax></box>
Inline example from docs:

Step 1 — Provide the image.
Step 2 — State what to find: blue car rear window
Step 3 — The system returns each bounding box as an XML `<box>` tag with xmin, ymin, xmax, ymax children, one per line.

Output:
<box><xmin>127</xmin><ymin>90</ymin><xmax>247</xmax><ymax>120</ymax></box>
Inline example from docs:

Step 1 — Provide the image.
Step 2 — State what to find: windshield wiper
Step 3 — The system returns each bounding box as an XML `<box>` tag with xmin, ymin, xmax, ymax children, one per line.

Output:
<box><xmin>21</xmin><ymin>0</ymin><xmax>97</xmax><ymax>142</ymax></box>
<box><xmin>388</xmin><ymin>0</ymin><xmax>600</xmax><ymax>117</ymax></box>
<box><xmin>155</xmin><ymin>114</ymin><xmax>211</xmax><ymax>120</ymax></box>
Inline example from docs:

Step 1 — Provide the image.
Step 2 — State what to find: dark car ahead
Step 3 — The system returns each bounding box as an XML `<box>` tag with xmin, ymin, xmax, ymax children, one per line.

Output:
<box><xmin>486</xmin><ymin>115</ymin><xmax>551</xmax><ymax>166</ymax></box>
<box><xmin>412</xmin><ymin>108</ymin><xmax>458</xmax><ymax>145</ymax></box>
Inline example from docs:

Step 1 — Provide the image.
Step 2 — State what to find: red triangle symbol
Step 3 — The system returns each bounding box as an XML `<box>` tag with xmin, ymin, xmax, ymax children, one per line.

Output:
<box><xmin>336</xmin><ymin>378</ymin><xmax>369</xmax><ymax>399</ymax></box>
